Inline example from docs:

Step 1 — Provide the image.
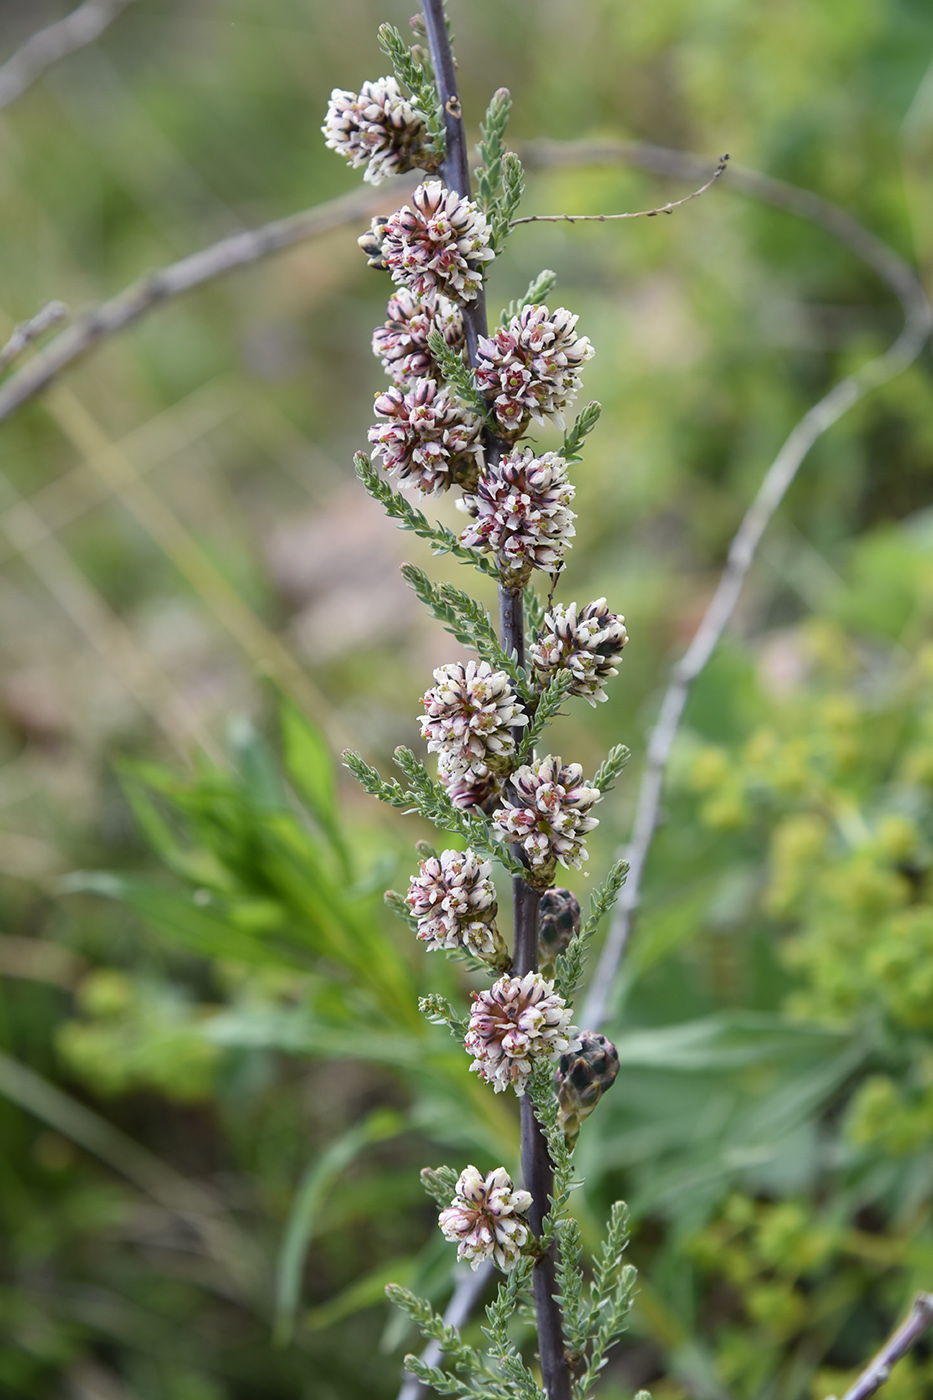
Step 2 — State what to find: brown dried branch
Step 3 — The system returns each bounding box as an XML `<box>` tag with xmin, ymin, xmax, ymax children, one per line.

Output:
<box><xmin>0</xmin><ymin>0</ymin><xmax>137</xmax><ymax>110</ymax></box>
<box><xmin>510</xmin><ymin>153</ymin><xmax>729</xmax><ymax>226</ymax></box>
<box><xmin>837</xmin><ymin>1293</ymin><xmax>933</xmax><ymax>1400</ymax></box>
<box><xmin>0</xmin><ymin>300</ymin><xmax>68</xmax><ymax>374</ymax></box>
<box><xmin>0</xmin><ymin>181</ymin><xmax>416</xmax><ymax>425</ymax></box>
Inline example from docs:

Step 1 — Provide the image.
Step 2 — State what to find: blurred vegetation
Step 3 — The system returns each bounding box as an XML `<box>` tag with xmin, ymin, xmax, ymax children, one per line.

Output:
<box><xmin>0</xmin><ymin>1</ymin><xmax>932</xmax><ymax>1398</ymax></box>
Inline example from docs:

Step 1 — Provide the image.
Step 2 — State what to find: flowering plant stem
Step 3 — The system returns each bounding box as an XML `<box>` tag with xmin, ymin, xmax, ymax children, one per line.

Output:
<box><xmin>418</xmin><ymin>6</ymin><xmax>571</xmax><ymax>1392</ymax></box>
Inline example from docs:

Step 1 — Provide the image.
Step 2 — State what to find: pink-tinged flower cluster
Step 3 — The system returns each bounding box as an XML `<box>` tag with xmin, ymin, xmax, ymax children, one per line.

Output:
<box><xmin>406</xmin><ymin>848</ymin><xmax>506</xmax><ymax>964</ymax></box>
<box><xmin>460</xmin><ymin>448</ymin><xmax>576</xmax><ymax>587</ymax></box>
<box><xmin>474</xmin><ymin>304</ymin><xmax>594</xmax><ymax>436</ymax></box>
<box><xmin>372</xmin><ymin>289</ymin><xmax>465</xmax><ymax>386</ymax></box>
<box><xmin>419</xmin><ymin>661</ymin><xmax>527</xmax><ymax>782</ymax></box>
<box><xmin>494</xmin><ymin>756</ymin><xmax>600</xmax><ymax>879</ymax></box>
<box><xmin>438</xmin><ymin>1165</ymin><xmax>532</xmax><ymax>1271</ymax></box>
<box><xmin>531</xmin><ymin>599</ymin><xmax>628</xmax><ymax>706</ymax></box>
<box><xmin>369</xmin><ymin>378</ymin><xmax>483</xmax><ymax>495</ymax></box>
<box><xmin>382</xmin><ymin>182</ymin><xmax>494</xmax><ymax>302</ymax></box>
<box><xmin>322</xmin><ymin>78</ymin><xmax>431</xmax><ymax>185</ymax></box>
<box><xmin>465</xmin><ymin>971</ymin><xmax>578</xmax><ymax>1095</ymax></box>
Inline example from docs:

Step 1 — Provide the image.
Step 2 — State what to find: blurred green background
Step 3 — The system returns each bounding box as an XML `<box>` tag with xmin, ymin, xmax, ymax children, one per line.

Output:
<box><xmin>1</xmin><ymin>1</ymin><xmax>932</xmax><ymax>1398</ymax></box>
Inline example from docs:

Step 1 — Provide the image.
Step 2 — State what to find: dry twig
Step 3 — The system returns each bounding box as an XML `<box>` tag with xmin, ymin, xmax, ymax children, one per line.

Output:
<box><xmin>0</xmin><ymin>181</ymin><xmax>415</xmax><ymax>424</ymax></box>
<box><xmin>510</xmin><ymin>154</ymin><xmax>729</xmax><ymax>226</ymax></box>
<box><xmin>837</xmin><ymin>1293</ymin><xmax>933</xmax><ymax>1400</ymax></box>
<box><xmin>0</xmin><ymin>301</ymin><xmax>68</xmax><ymax>374</ymax></box>
<box><xmin>0</xmin><ymin>0</ymin><xmax>137</xmax><ymax>110</ymax></box>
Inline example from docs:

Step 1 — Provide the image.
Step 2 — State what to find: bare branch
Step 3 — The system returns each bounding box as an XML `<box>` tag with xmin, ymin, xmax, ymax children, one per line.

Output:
<box><xmin>0</xmin><ymin>181</ymin><xmax>416</xmax><ymax>424</ymax></box>
<box><xmin>0</xmin><ymin>301</ymin><xmax>68</xmax><ymax>374</ymax></box>
<box><xmin>573</xmin><ymin>144</ymin><xmax>933</xmax><ymax>1032</ymax></box>
<box><xmin>0</xmin><ymin>0</ymin><xmax>137</xmax><ymax>111</ymax></box>
<box><xmin>838</xmin><ymin>1293</ymin><xmax>933</xmax><ymax>1400</ymax></box>
<box><xmin>509</xmin><ymin>154</ymin><xmax>729</xmax><ymax>226</ymax></box>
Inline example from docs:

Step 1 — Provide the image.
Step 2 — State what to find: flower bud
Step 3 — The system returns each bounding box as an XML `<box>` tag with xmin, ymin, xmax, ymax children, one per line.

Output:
<box><xmin>555</xmin><ymin>1030</ymin><xmax>620</xmax><ymax>1148</ymax></box>
<box><xmin>538</xmin><ymin>887</ymin><xmax>581</xmax><ymax>976</ymax></box>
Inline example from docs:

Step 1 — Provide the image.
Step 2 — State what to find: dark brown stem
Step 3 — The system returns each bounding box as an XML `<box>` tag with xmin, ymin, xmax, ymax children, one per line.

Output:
<box><xmin>418</xmin><ymin>7</ymin><xmax>571</xmax><ymax>1399</ymax></box>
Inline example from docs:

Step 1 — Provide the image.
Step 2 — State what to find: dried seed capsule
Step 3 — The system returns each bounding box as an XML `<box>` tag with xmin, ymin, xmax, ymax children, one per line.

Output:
<box><xmin>537</xmin><ymin>887</ymin><xmax>581</xmax><ymax>976</ymax></box>
<box><xmin>555</xmin><ymin>1030</ymin><xmax>620</xmax><ymax>1148</ymax></box>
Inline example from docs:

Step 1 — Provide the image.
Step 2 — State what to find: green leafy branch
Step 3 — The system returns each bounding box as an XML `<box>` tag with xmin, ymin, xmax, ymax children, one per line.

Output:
<box><xmin>482</xmin><ymin>1261</ymin><xmax>544</xmax><ymax>1400</ymax></box>
<box><xmin>524</xmin><ymin>585</ymin><xmax>547</xmax><ymax>638</ymax></box>
<box><xmin>475</xmin><ymin>88</ymin><xmax>512</xmax><ymax>218</ymax></box>
<box><xmin>419</xmin><ymin>1164</ymin><xmax>460</xmax><ymax>1209</ymax></box>
<box><xmin>555</xmin><ymin>857</ymin><xmax>629</xmax><ymax>1003</ymax></box>
<box><xmin>562</xmin><ymin>402</ymin><xmax>602</xmax><ymax>464</ymax></box>
<box><xmin>473</xmin><ymin>91</ymin><xmax>525</xmax><ymax>255</ymax></box>
<box><xmin>501</xmin><ymin>270</ymin><xmax>559</xmax><ymax>326</ymax></box>
<box><xmin>387</xmin><ymin>1284</ymin><xmax>487</xmax><ymax>1392</ymax></box>
<box><xmin>391</xmin><ymin>747</ymin><xmax>525</xmax><ymax>874</ymax></box>
<box><xmin>418</xmin><ymin>993</ymin><xmax>468</xmax><ymax>1041</ymax></box>
<box><xmin>354</xmin><ymin>452</ymin><xmax>498</xmax><ymax>578</ymax></box>
<box><xmin>554</xmin><ymin>1217</ymin><xmax>588</xmax><ymax>1361</ymax></box>
<box><xmin>345</xmin><ymin>743</ymin><xmax>525</xmax><ymax>876</ymax></box>
<box><xmin>527</xmin><ymin>1062</ymin><xmax>577</xmax><ymax>1242</ymax></box>
<box><xmin>491</xmin><ymin>152</ymin><xmax>525</xmax><ymax>252</ymax></box>
<box><xmin>572</xmin><ymin>1204</ymin><xmax>639</xmax><ymax>1399</ymax></box>
<box><xmin>384</xmin><ymin>887</ymin><xmax>419</xmax><ymax>933</ymax></box>
<box><xmin>426</xmin><ymin>331</ymin><xmax>496</xmax><ymax>426</ymax></box>
<box><xmin>377</xmin><ymin>23</ymin><xmax>446</xmax><ymax>164</ymax></box>
<box><xmin>592</xmin><ymin>744</ymin><xmax>631</xmax><ymax>797</ymax></box>
<box><xmin>400</xmin><ymin>565</ymin><xmax>530</xmax><ymax>694</ymax></box>
<box><xmin>342</xmin><ymin>750</ymin><xmax>410</xmax><ymax>811</ymax></box>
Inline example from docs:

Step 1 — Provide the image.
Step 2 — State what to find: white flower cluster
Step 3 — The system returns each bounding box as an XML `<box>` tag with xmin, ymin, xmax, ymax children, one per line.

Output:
<box><xmin>438</xmin><ymin>1165</ymin><xmax>532</xmax><ymax>1271</ymax></box>
<box><xmin>322</xmin><ymin>78</ymin><xmax>431</xmax><ymax>185</ymax></box>
<box><xmin>460</xmin><ymin>447</ymin><xmax>576</xmax><ymax>587</ymax></box>
<box><xmin>419</xmin><ymin>661</ymin><xmax>527</xmax><ymax>787</ymax></box>
<box><xmin>382</xmin><ymin>181</ymin><xmax>494</xmax><ymax>303</ymax></box>
<box><xmin>406</xmin><ymin>848</ymin><xmax>506</xmax><ymax>964</ymax></box>
<box><xmin>494</xmin><ymin>755</ymin><xmax>601</xmax><ymax>879</ymax></box>
<box><xmin>465</xmin><ymin>971</ymin><xmax>578</xmax><ymax>1095</ymax></box>
<box><xmin>369</xmin><ymin>378</ymin><xmax>484</xmax><ymax>495</ymax></box>
<box><xmin>372</xmin><ymin>288</ymin><xmax>464</xmax><ymax>387</ymax></box>
<box><xmin>531</xmin><ymin>598</ymin><xmax>628</xmax><ymax>705</ymax></box>
<box><xmin>474</xmin><ymin>303</ymin><xmax>594</xmax><ymax>436</ymax></box>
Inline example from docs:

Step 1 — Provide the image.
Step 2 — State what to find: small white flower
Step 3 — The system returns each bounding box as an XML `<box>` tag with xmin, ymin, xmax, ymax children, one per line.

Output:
<box><xmin>372</xmin><ymin>288</ymin><xmax>464</xmax><ymax>386</ymax></box>
<box><xmin>465</xmin><ymin>972</ymin><xmax>578</xmax><ymax>1095</ymax></box>
<box><xmin>460</xmin><ymin>448</ymin><xmax>576</xmax><ymax>588</ymax></box>
<box><xmin>474</xmin><ymin>303</ymin><xmax>594</xmax><ymax>436</ymax></box>
<box><xmin>419</xmin><ymin>661</ymin><xmax>527</xmax><ymax>781</ymax></box>
<box><xmin>381</xmin><ymin>182</ymin><xmax>495</xmax><ymax>302</ymax></box>
<box><xmin>531</xmin><ymin>599</ymin><xmax>628</xmax><ymax>705</ymax></box>
<box><xmin>494</xmin><ymin>756</ymin><xmax>600</xmax><ymax>880</ymax></box>
<box><xmin>322</xmin><ymin>77</ymin><xmax>433</xmax><ymax>185</ymax></box>
<box><xmin>406</xmin><ymin>849</ymin><xmax>506</xmax><ymax>964</ymax></box>
<box><xmin>369</xmin><ymin>378</ymin><xmax>484</xmax><ymax>495</ymax></box>
<box><xmin>438</xmin><ymin>1165</ymin><xmax>533</xmax><ymax>1271</ymax></box>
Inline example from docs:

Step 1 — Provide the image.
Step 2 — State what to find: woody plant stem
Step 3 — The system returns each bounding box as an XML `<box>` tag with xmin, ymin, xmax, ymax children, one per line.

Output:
<box><xmin>419</xmin><ymin>5</ymin><xmax>572</xmax><ymax>1398</ymax></box>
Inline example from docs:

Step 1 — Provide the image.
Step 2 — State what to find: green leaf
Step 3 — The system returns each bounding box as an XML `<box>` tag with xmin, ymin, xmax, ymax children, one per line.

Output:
<box><xmin>426</xmin><ymin>332</ymin><xmax>494</xmax><ymax>426</ymax></box>
<box><xmin>562</xmin><ymin>401</ymin><xmax>602</xmax><ymax>463</ymax></box>
<box><xmin>354</xmin><ymin>452</ymin><xmax>498</xmax><ymax>578</ymax></box>
<box><xmin>61</xmin><ymin>871</ymin><xmax>307</xmax><ymax>970</ymax></box>
<box><xmin>275</xmin><ymin>1108</ymin><xmax>407</xmax><ymax>1343</ymax></box>
<box><xmin>501</xmin><ymin>270</ymin><xmax>558</xmax><ymax>325</ymax></box>
<box><xmin>279</xmin><ymin>698</ymin><xmax>352</xmax><ymax>878</ymax></box>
